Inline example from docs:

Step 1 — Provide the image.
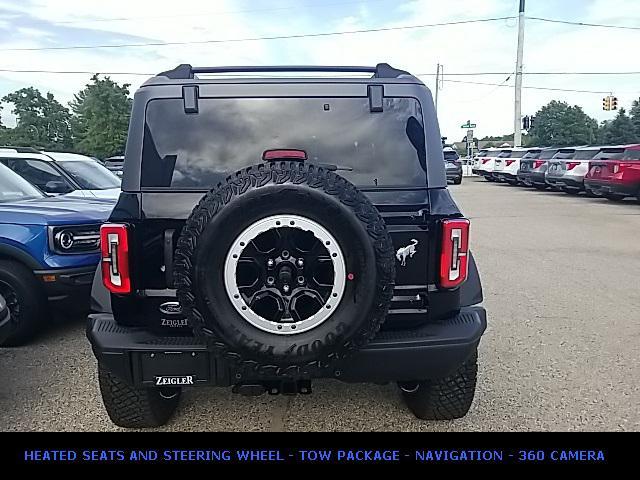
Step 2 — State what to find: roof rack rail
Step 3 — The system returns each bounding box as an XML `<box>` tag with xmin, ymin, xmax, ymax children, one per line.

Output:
<box><xmin>157</xmin><ymin>63</ymin><xmax>411</xmax><ymax>80</ymax></box>
<box><xmin>0</xmin><ymin>146</ymin><xmax>41</xmax><ymax>153</ymax></box>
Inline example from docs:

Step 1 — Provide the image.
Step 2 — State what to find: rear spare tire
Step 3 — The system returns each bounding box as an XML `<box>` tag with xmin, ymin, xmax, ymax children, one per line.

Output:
<box><xmin>174</xmin><ymin>162</ymin><xmax>395</xmax><ymax>377</ymax></box>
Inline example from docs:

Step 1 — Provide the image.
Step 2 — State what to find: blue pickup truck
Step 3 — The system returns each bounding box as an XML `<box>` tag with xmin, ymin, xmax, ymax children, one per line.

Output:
<box><xmin>0</xmin><ymin>162</ymin><xmax>114</xmax><ymax>346</ymax></box>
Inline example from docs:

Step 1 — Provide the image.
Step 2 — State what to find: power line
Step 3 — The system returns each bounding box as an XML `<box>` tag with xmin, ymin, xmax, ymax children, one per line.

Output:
<box><xmin>431</xmin><ymin>77</ymin><xmax>613</xmax><ymax>94</ymax></box>
<box><xmin>527</xmin><ymin>16</ymin><xmax>640</xmax><ymax>31</ymax></box>
<box><xmin>0</xmin><ymin>17</ymin><xmax>516</xmax><ymax>52</ymax></box>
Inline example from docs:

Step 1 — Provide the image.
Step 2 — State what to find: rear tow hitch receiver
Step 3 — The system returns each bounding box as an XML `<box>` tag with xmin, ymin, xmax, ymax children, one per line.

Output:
<box><xmin>232</xmin><ymin>380</ymin><xmax>312</xmax><ymax>396</ymax></box>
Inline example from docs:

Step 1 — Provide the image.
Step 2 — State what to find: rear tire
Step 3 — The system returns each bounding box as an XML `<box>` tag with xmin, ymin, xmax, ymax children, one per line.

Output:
<box><xmin>400</xmin><ymin>350</ymin><xmax>478</xmax><ymax>420</ymax></box>
<box><xmin>562</xmin><ymin>187</ymin><xmax>580</xmax><ymax>195</ymax></box>
<box><xmin>605</xmin><ymin>193</ymin><xmax>626</xmax><ymax>202</ymax></box>
<box><xmin>533</xmin><ymin>184</ymin><xmax>548</xmax><ymax>190</ymax></box>
<box><xmin>453</xmin><ymin>177</ymin><xmax>462</xmax><ymax>185</ymax></box>
<box><xmin>98</xmin><ymin>364</ymin><xmax>181</xmax><ymax>428</ymax></box>
<box><xmin>0</xmin><ymin>260</ymin><xmax>46</xmax><ymax>346</ymax></box>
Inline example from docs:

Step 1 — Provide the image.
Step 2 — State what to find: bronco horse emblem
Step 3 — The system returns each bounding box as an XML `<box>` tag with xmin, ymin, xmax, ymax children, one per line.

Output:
<box><xmin>396</xmin><ymin>239</ymin><xmax>418</xmax><ymax>266</ymax></box>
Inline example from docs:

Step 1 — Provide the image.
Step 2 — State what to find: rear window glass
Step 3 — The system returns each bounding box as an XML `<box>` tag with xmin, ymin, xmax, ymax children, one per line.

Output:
<box><xmin>141</xmin><ymin>97</ymin><xmax>427</xmax><ymax>188</ymax></box>
<box><xmin>553</xmin><ymin>150</ymin><xmax>576</xmax><ymax>160</ymax></box>
<box><xmin>497</xmin><ymin>150</ymin><xmax>513</xmax><ymax>158</ymax></box>
<box><xmin>475</xmin><ymin>150</ymin><xmax>488</xmax><ymax>157</ymax></box>
<box><xmin>483</xmin><ymin>151</ymin><xmax>500</xmax><ymax>158</ymax></box>
<box><xmin>509</xmin><ymin>150</ymin><xmax>528</xmax><ymax>158</ymax></box>
<box><xmin>443</xmin><ymin>151</ymin><xmax>459</xmax><ymax>160</ymax></box>
<box><xmin>522</xmin><ymin>150</ymin><xmax>542</xmax><ymax>159</ymax></box>
<box><xmin>593</xmin><ymin>149</ymin><xmax>624</xmax><ymax>160</ymax></box>
<box><xmin>622</xmin><ymin>149</ymin><xmax>640</xmax><ymax>160</ymax></box>
<box><xmin>539</xmin><ymin>149</ymin><xmax>559</xmax><ymax>160</ymax></box>
<box><xmin>573</xmin><ymin>149</ymin><xmax>600</xmax><ymax>160</ymax></box>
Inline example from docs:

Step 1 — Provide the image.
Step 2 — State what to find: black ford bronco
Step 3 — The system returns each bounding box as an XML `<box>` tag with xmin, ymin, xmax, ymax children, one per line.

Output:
<box><xmin>87</xmin><ymin>64</ymin><xmax>486</xmax><ymax>428</ymax></box>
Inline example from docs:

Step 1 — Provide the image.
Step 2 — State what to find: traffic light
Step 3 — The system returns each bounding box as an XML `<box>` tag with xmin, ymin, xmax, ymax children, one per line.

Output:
<box><xmin>522</xmin><ymin>115</ymin><xmax>530</xmax><ymax>130</ymax></box>
<box><xmin>529</xmin><ymin>116</ymin><xmax>535</xmax><ymax>128</ymax></box>
<box><xmin>603</xmin><ymin>97</ymin><xmax>611</xmax><ymax>111</ymax></box>
<box><xmin>611</xmin><ymin>97</ymin><xmax>618</xmax><ymax>110</ymax></box>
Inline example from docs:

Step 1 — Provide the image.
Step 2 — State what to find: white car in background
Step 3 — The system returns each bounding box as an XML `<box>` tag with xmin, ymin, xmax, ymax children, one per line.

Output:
<box><xmin>475</xmin><ymin>148</ymin><xmax>501</xmax><ymax>181</ymax></box>
<box><xmin>43</xmin><ymin>152</ymin><xmax>121</xmax><ymax>200</ymax></box>
<box><xmin>494</xmin><ymin>147</ymin><xmax>537</xmax><ymax>185</ymax></box>
<box><xmin>0</xmin><ymin>148</ymin><xmax>120</xmax><ymax>201</ymax></box>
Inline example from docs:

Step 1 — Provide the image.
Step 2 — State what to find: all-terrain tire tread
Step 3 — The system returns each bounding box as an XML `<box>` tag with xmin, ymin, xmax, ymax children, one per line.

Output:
<box><xmin>173</xmin><ymin>162</ymin><xmax>395</xmax><ymax>378</ymax></box>
<box><xmin>98</xmin><ymin>364</ymin><xmax>180</xmax><ymax>428</ymax></box>
<box><xmin>402</xmin><ymin>351</ymin><xmax>478</xmax><ymax>420</ymax></box>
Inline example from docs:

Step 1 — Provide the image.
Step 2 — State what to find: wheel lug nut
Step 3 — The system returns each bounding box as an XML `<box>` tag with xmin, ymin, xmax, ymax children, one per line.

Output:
<box><xmin>283</xmin><ymin>284</ymin><xmax>290</xmax><ymax>293</ymax></box>
<box><xmin>282</xmin><ymin>250</ymin><xmax>290</xmax><ymax>259</ymax></box>
<box><xmin>296</xmin><ymin>258</ymin><xmax>304</xmax><ymax>267</ymax></box>
<box><xmin>267</xmin><ymin>276</ymin><xmax>275</xmax><ymax>285</ymax></box>
<box><xmin>297</xmin><ymin>276</ymin><xmax>305</xmax><ymax>285</ymax></box>
<box><xmin>267</xmin><ymin>259</ymin><xmax>275</xmax><ymax>268</ymax></box>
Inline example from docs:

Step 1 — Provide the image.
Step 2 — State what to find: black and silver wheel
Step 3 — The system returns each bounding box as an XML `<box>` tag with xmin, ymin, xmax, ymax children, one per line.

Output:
<box><xmin>0</xmin><ymin>260</ymin><xmax>46</xmax><ymax>347</ymax></box>
<box><xmin>225</xmin><ymin>215</ymin><xmax>346</xmax><ymax>336</ymax></box>
<box><xmin>174</xmin><ymin>162</ymin><xmax>396</xmax><ymax>377</ymax></box>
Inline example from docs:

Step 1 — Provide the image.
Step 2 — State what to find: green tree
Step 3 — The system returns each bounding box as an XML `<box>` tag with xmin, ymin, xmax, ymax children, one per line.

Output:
<box><xmin>527</xmin><ymin>100</ymin><xmax>598</xmax><ymax>146</ymax></box>
<box><xmin>70</xmin><ymin>75</ymin><xmax>132</xmax><ymax>158</ymax></box>
<box><xmin>601</xmin><ymin>108</ymin><xmax>638</xmax><ymax>144</ymax></box>
<box><xmin>1</xmin><ymin>87</ymin><xmax>73</xmax><ymax>149</ymax></box>
<box><xmin>630</xmin><ymin>97</ymin><xmax>640</xmax><ymax>139</ymax></box>
<box><xmin>596</xmin><ymin>120</ymin><xmax>610</xmax><ymax>144</ymax></box>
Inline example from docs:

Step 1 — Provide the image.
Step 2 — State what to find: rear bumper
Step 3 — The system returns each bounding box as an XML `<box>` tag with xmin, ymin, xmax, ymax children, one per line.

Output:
<box><xmin>87</xmin><ymin>306</ymin><xmax>487</xmax><ymax>387</ymax></box>
<box><xmin>446</xmin><ymin>168</ymin><xmax>462</xmax><ymax>180</ymax></box>
<box><xmin>584</xmin><ymin>179</ymin><xmax>638</xmax><ymax>197</ymax></box>
<box><xmin>495</xmin><ymin>172</ymin><xmax>517</xmax><ymax>182</ymax></box>
<box><xmin>34</xmin><ymin>265</ymin><xmax>96</xmax><ymax>312</ymax></box>
<box><xmin>546</xmin><ymin>175</ymin><xmax>584</xmax><ymax>190</ymax></box>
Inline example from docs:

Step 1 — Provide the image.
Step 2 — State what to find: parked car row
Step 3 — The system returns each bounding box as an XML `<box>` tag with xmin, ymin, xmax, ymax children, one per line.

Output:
<box><xmin>472</xmin><ymin>144</ymin><xmax>640</xmax><ymax>201</ymax></box>
<box><xmin>0</xmin><ymin>147</ymin><xmax>120</xmax><ymax>346</ymax></box>
<box><xmin>443</xmin><ymin>146</ymin><xmax>463</xmax><ymax>184</ymax></box>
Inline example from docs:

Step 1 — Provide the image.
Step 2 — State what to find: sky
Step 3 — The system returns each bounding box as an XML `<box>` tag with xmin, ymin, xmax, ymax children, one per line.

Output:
<box><xmin>0</xmin><ymin>0</ymin><xmax>639</xmax><ymax>141</ymax></box>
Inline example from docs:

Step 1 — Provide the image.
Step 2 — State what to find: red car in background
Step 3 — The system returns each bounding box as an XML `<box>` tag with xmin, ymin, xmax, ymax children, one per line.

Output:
<box><xmin>584</xmin><ymin>144</ymin><xmax>640</xmax><ymax>201</ymax></box>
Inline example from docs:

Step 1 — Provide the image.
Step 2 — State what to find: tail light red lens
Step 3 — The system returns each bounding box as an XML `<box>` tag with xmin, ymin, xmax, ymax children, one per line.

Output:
<box><xmin>100</xmin><ymin>224</ymin><xmax>131</xmax><ymax>294</ymax></box>
<box><xmin>533</xmin><ymin>160</ymin><xmax>545</xmax><ymax>169</ymax></box>
<box><xmin>482</xmin><ymin>158</ymin><xmax>490</xmax><ymax>164</ymax></box>
<box><xmin>262</xmin><ymin>149</ymin><xmax>307</xmax><ymax>161</ymax></box>
<box><xmin>505</xmin><ymin>160</ymin><xmax>516</xmax><ymax>166</ymax></box>
<box><xmin>566</xmin><ymin>162</ymin><xmax>580</xmax><ymax>170</ymax></box>
<box><xmin>613</xmin><ymin>162</ymin><xmax>634</xmax><ymax>174</ymax></box>
<box><xmin>439</xmin><ymin>218</ymin><xmax>470</xmax><ymax>289</ymax></box>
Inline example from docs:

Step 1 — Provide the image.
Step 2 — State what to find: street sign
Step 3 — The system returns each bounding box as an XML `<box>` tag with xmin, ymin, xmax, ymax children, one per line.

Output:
<box><xmin>461</xmin><ymin>120</ymin><xmax>477</xmax><ymax>129</ymax></box>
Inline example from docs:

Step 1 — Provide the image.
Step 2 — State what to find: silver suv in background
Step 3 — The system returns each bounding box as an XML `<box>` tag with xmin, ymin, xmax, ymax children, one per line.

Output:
<box><xmin>443</xmin><ymin>147</ymin><xmax>463</xmax><ymax>184</ymax></box>
<box><xmin>545</xmin><ymin>146</ymin><xmax>602</xmax><ymax>194</ymax></box>
<box><xmin>517</xmin><ymin>148</ymin><xmax>559</xmax><ymax>189</ymax></box>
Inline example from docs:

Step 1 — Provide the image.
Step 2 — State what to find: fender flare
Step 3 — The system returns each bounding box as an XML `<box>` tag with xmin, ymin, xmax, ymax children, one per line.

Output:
<box><xmin>459</xmin><ymin>251</ymin><xmax>483</xmax><ymax>307</ymax></box>
<box><xmin>0</xmin><ymin>244</ymin><xmax>42</xmax><ymax>270</ymax></box>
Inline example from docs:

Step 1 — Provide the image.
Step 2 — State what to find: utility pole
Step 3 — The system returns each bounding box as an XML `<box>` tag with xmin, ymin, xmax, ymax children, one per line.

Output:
<box><xmin>434</xmin><ymin>63</ymin><xmax>443</xmax><ymax>112</ymax></box>
<box><xmin>514</xmin><ymin>0</ymin><xmax>525</xmax><ymax>147</ymax></box>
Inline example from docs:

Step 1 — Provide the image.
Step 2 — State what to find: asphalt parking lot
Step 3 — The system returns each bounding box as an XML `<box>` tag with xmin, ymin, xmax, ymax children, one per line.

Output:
<box><xmin>1</xmin><ymin>177</ymin><xmax>639</xmax><ymax>431</ymax></box>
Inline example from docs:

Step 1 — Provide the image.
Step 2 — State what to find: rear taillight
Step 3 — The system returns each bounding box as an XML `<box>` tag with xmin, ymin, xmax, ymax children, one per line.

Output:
<box><xmin>613</xmin><ymin>162</ymin><xmax>634</xmax><ymax>174</ymax></box>
<box><xmin>262</xmin><ymin>149</ymin><xmax>307</xmax><ymax>161</ymax></box>
<box><xmin>506</xmin><ymin>160</ymin><xmax>516</xmax><ymax>166</ymax></box>
<box><xmin>566</xmin><ymin>162</ymin><xmax>580</xmax><ymax>170</ymax></box>
<box><xmin>482</xmin><ymin>158</ymin><xmax>490</xmax><ymax>164</ymax></box>
<box><xmin>533</xmin><ymin>160</ymin><xmax>545</xmax><ymax>169</ymax></box>
<box><xmin>439</xmin><ymin>218</ymin><xmax>470</xmax><ymax>289</ymax></box>
<box><xmin>100</xmin><ymin>223</ymin><xmax>131</xmax><ymax>294</ymax></box>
